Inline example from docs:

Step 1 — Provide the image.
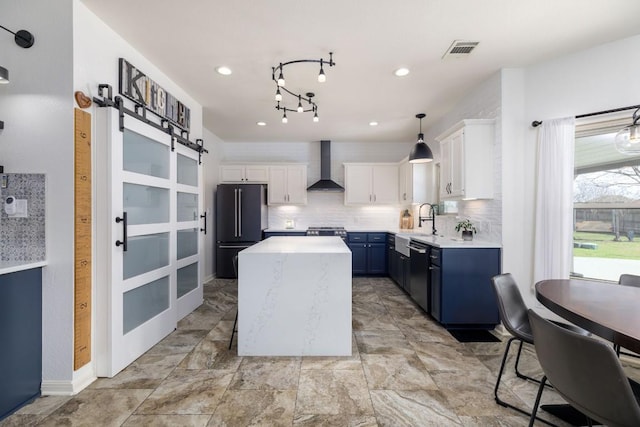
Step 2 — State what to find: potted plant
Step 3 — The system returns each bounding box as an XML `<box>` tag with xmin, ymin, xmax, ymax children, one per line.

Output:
<box><xmin>455</xmin><ymin>219</ymin><xmax>477</xmax><ymax>241</ymax></box>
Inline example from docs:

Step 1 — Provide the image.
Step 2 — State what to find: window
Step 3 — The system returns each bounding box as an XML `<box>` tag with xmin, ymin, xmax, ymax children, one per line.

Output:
<box><xmin>572</xmin><ymin>123</ymin><xmax>640</xmax><ymax>281</ymax></box>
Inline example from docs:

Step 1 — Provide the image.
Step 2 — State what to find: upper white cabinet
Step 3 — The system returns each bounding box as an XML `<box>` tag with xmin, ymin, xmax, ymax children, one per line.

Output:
<box><xmin>436</xmin><ymin>119</ymin><xmax>495</xmax><ymax>200</ymax></box>
<box><xmin>268</xmin><ymin>164</ymin><xmax>307</xmax><ymax>205</ymax></box>
<box><xmin>398</xmin><ymin>157</ymin><xmax>437</xmax><ymax>204</ymax></box>
<box><xmin>344</xmin><ymin>163</ymin><xmax>398</xmax><ymax>205</ymax></box>
<box><xmin>219</xmin><ymin>164</ymin><xmax>269</xmax><ymax>183</ymax></box>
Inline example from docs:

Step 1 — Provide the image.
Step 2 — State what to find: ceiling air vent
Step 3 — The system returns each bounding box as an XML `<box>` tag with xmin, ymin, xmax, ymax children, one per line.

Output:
<box><xmin>442</xmin><ymin>40</ymin><xmax>479</xmax><ymax>59</ymax></box>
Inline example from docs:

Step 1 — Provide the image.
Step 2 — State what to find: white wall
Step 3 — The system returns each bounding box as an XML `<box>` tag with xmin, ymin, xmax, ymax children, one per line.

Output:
<box><xmin>202</xmin><ymin>127</ymin><xmax>223</xmax><ymax>280</ymax></box>
<box><xmin>0</xmin><ymin>0</ymin><xmax>75</xmax><ymax>387</ymax></box>
<box><xmin>509</xmin><ymin>34</ymin><xmax>640</xmax><ymax>308</ymax></box>
<box><xmin>72</xmin><ymin>0</ymin><xmax>206</xmax><ymax>390</ymax></box>
<box><xmin>420</xmin><ymin>72</ymin><xmax>503</xmax><ymax>243</ymax></box>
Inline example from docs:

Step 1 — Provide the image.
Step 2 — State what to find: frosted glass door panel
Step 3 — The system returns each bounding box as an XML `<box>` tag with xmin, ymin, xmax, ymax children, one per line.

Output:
<box><xmin>177</xmin><ymin>192</ymin><xmax>198</xmax><ymax>222</ymax></box>
<box><xmin>123</xmin><ymin>129</ymin><xmax>170</xmax><ymax>179</ymax></box>
<box><xmin>123</xmin><ymin>233</ymin><xmax>169</xmax><ymax>280</ymax></box>
<box><xmin>177</xmin><ymin>154</ymin><xmax>198</xmax><ymax>186</ymax></box>
<box><xmin>124</xmin><ymin>183</ymin><xmax>169</xmax><ymax>225</ymax></box>
<box><xmin>123</xmin><ymin>276</ymin><xmax>170</xmax><ymax>334</ymax></box>
<box><xmin>177</xmin><ymin>262</ymin><xmax>198</xmax><ymax>298</ymax></box>
<box><xmin>177</xmin><ymin>228</ymin><xmax>198</xmax><ymax>259</ymax></box>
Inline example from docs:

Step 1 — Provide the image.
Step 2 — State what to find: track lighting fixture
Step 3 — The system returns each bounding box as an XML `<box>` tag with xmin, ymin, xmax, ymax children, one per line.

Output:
<box><xmin>271</xmin><ymin>52</ymin><xmax>335</xmax><ymax>124</ymax></box>
<box><xmin>297</xmin><ymin>95</ymin><xmax>304</xmax><ymax>113</ymax></box>
<box><xmin>615</xmin><ymin>107</ymin><xmax>640</xmax><ymax>155</ymax></box>
<box><xmin>409</xmin><ymin>113</ymin><xmax>434</xmax><ymax>163</ymax></box>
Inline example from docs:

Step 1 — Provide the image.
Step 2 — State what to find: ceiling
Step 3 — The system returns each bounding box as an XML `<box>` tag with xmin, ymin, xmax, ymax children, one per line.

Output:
<box><xmin>80</xmin><ymin>0</ymin><xmax>640</xmax><ymax>144</ymax></box>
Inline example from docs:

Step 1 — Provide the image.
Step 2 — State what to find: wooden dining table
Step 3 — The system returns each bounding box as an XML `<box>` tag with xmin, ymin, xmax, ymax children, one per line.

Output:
<box><xmin>535</xmin><ymin>278</ymin><xmax>640</xmax><ymax>354</ymax></box>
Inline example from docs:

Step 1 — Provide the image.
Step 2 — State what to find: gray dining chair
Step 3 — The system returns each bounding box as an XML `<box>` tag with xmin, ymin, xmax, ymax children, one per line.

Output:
<box><xmin>528</xmin><ymin>308</ymin><xmax>640</xmax><ymax>427</ymax></box>
<box><xmin>491</xmin><ymin>273</ymin><xmax>587</xmax><ymax>425</ymax></box>
<box><xmin>228</xmin><ymin>255</ymin><xmax>239</xmax><ymax>350</ymax></box>
<box><xmin>616</xmin><ymin>274</ymin><xmax>640</xmax><ymax>358</ymax></box>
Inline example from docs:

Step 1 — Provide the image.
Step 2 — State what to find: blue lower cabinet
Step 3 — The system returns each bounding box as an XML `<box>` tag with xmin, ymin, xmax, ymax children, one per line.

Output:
<box><xmin>350</xmin><ymin>243</ymin><xmax>368</xmax><ymax>275</ymax></box>
<box><xmin>368</xmin><ymin>243</ymin><xmax>387</xmax><ymax>274</ymax></box>
<box><xmin>347</xmin><ymin>232</ymin><xmax>388</xmax><ymax>275</ymax></box>
<box><xmin>430</xmin><ymin>248</ymin><xmax>500</xmax><ymax>328</ymax></box>
<box><xmin>0</xmin><ymin>268</ymin><xmax>42</xmax><ymax>421</ymax></box>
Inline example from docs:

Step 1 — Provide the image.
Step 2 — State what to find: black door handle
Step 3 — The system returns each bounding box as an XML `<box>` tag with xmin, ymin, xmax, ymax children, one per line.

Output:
<box><xmin>200</xmin><ymin>211</ymin><xmax>207</xmax><ymax>234</ymax></box>
<box><xmin>115</xmin><ymin>212</ymin><xmax>128</xmax><ymax>251</ymax></box>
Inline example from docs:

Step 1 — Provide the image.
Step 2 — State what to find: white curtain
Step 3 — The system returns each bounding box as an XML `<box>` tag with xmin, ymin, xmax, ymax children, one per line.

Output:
<box><xmin>533</xmin><ymin>117</ymin><xmax>576</xmax><ymax>286</ymax></box>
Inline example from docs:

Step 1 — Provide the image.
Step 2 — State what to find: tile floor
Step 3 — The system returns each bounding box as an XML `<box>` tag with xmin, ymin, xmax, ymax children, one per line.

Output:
<box><xmin>3</xmin><ymin>276</ymin><xmax>640</xmax><ymax>426</ymax></box>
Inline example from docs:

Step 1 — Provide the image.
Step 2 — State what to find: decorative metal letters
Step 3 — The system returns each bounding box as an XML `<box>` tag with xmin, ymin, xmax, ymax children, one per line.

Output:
<box><xmin>119</xmin><ymin>58</ymin><xmax>191</xmax><ymax>131</ymax></box>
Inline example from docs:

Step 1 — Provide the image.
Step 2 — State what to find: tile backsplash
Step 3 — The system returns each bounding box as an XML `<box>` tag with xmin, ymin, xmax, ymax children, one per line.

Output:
<box><xmin>0</xmin><ymin>173</ymin><xmax>46</xmax><ymax>261</ymax></box>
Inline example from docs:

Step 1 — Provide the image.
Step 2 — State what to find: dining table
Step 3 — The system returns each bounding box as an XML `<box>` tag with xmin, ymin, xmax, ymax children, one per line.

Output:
<box><xmin>535</xmin><ymin>278</ymin><xmax>640</xmax><ymax>425</ymax></box>
<box><xmin>535</xmin><ymin>278</ymin><xmax>640</xmax><ymax>355</ymax></box>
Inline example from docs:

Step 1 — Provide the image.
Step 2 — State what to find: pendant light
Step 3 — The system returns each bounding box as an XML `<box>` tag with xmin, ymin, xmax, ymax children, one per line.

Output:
<box><xmin>409</xmin><ymin>113</ymin><xmax>433</xmax><ymax>163</ymax></box>
<box><xmin>0</xmin><ymin>65</ymin><xmax>8</xmax><ymax>84</ymax></box>
<box><xmin>615</xmin><ymin>107</ymin><xmax>640</xmax><ymax>154</ymax></box>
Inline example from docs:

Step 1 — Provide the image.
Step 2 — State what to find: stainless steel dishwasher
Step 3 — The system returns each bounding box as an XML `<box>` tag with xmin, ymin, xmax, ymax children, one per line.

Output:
<box><xmin>408</xmin><ymin>239</ymin><xmax>430</xmax><ymax>313</ymax></box>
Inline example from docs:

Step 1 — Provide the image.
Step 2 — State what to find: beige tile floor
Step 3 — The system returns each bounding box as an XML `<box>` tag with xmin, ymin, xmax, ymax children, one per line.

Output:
<box><xmin>3</xmin><ymin>276</ymin><xmax>640</xmax><ymax>426</ymax></box>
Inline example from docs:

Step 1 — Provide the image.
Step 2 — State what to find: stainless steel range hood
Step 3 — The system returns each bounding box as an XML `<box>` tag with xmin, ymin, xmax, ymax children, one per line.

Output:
<box><xmin>307</xmin><ymin>140</ymin><xmax>344</xmax><ymax>192</ymax></box>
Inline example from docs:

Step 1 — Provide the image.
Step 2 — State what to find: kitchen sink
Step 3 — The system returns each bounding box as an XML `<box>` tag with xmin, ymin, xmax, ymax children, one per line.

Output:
<box><xmin>394</xmin><ymin>234</ymin><xmax>411</xmax><ymax>257</ymax></box>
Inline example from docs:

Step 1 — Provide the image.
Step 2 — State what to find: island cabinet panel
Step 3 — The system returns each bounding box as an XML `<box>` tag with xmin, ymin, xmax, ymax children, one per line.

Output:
<box><xmin>0</xmin><ymin>268</ymin><xmax>42</xmax><ymax>421</ymax></box>
<box><xmin>347</xmin><ymin>232</ymin><xmax>387</xmax><ymax>275</ymax></box>
<box><xmin>430</xmin><ymin>247</ymin><xmax>500</xmax><ymax>328</ymax></box>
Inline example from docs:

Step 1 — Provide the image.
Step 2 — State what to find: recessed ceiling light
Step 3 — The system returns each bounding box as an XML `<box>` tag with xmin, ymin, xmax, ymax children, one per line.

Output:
<box><xmin>369</xmin><ymin>121</ymin><xmax>378</xmax><ymax>126</ymax></box>
<box><xmin>394</xmin><ymin>68</ymin><xmax>410</xmax><ymax>77</ymax></box>
<box><xmin>216</xmin><ymin>66</ymin><xmax>232</xmax><ymax>76</ymax></box>
<box><xmin>256</xmin><ymin>121</ymin><xmax>266</xmax><ymax>126</ymax></box>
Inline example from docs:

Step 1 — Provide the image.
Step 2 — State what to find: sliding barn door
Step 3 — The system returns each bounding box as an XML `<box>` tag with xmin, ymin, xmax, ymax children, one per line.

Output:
<box><xmin>95</xmin><ymin>108</ymin><xmax>203</xmax><ymax>377</ymax></box>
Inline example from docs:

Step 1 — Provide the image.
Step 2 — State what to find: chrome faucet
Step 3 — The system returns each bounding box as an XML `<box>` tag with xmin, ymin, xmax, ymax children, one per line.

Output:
<box><xmin>418</xmin><ymin>203</ymin><xmax>438</xmax><ymax>235</ymax></box>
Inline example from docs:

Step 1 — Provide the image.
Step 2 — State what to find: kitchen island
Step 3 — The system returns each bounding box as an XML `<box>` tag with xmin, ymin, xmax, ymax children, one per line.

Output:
<box><xmin>238</xmin><ymin>236</ymin><xmax>352</xmax><ymax>356</ymax></box>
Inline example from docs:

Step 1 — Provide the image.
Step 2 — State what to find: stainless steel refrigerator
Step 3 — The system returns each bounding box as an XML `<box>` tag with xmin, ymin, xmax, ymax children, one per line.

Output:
<box><xmin>215</xmin><ymin>184</ymin><xmax>268</xmax><ymax>278</ymax></box>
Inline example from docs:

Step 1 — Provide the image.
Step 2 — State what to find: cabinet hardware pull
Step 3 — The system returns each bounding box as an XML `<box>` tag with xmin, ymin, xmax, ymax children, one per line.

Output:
<box><xmin>238</xmin><ymin>188</ymin><xmax>243</xmax><ymax>236</ymax></box>
<box><xmin>115</xmin><ymin>212</ymin><xmax>128</xmax><ymax>251</ymax></box>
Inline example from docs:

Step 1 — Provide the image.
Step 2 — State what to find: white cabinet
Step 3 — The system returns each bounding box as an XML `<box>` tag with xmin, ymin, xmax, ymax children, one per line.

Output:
<box><xmin>436</xmin><ymin>119</ymin><xmax>494</xmax><ymax>200</ymax></box>
<box><xmin>398</xmin><ymin>158</ymin><xmax>436</xmax><ymax>204</ymax></box>
<box><xmin>344</xmin><ymin>163</ymin><xmax>398</xmax><ymax>205</ymax></box>
<box><xmin>219</xmin><ymin>165</ymin><xmax>269</xmax><ymax>183</ymax></box>
<box><xmin>268</xmin><ymin>165</ymin><xmax>307</xmax><ymax>205</ymax></box>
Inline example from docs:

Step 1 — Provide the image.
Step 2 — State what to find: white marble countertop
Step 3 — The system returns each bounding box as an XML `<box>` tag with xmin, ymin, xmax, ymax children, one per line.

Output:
<box><xmin>243</xmin><ymin>236</ymin><xmax>350</xmax><ymax>254</ymax></box>
<box><xmin>0</xmin><ymin>260</ymin><xmax>47</xmax><ymax>276</ymax></box>
<box><xmin>401</xmin><ymin>233</ymin><xmax>501</xmax><ymax>248</ymax></box>
<box><xmin>263</xmin><ymin>228</ymin><xmax>308</xmax><ymax>232</ymax></box>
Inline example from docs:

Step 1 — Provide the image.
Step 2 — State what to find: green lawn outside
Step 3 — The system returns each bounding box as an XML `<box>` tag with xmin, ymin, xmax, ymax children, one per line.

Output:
<box><xmin>574</xmin><ymin>231</ymin><xmax>640</xmax><ymax>259</ymax></box>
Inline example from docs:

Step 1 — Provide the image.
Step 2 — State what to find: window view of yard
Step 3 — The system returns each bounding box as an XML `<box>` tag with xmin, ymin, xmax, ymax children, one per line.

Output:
<box><xmin>572</xmin><ymin>161</ymin><xmax>640</xmax><ymax>281</ymax></box>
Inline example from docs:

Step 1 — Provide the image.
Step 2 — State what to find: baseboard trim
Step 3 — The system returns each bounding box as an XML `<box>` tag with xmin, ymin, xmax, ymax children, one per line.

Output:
<box><xmin>41</xmin><ymin>371</ymin><xmax>96</xmax><ymax>396</ymax></box>
<box><xmin>203</xmin><ymin>274</ymin><xmax>214</xmax><ymax>283</ymax></box>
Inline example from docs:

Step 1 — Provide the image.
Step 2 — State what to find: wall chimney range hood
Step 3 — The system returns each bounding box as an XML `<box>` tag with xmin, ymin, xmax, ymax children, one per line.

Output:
<box><xmin>307</xmin><ymin>140</ymin><xmax>344</xmax><ymax>192</ymax></box>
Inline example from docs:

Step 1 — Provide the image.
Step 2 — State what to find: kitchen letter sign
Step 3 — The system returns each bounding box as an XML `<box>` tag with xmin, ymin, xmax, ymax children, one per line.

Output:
<box><xmin>119</xmin><ymin>58</ymin><xmax>191</xmax><ymax>131</ymax></box>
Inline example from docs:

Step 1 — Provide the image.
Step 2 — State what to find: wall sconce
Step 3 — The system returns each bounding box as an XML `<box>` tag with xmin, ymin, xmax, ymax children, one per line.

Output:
<box><xmin>0</xmin><ymin>25</ymin><xmax>35</xmax><ymax>129</ymax></box>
